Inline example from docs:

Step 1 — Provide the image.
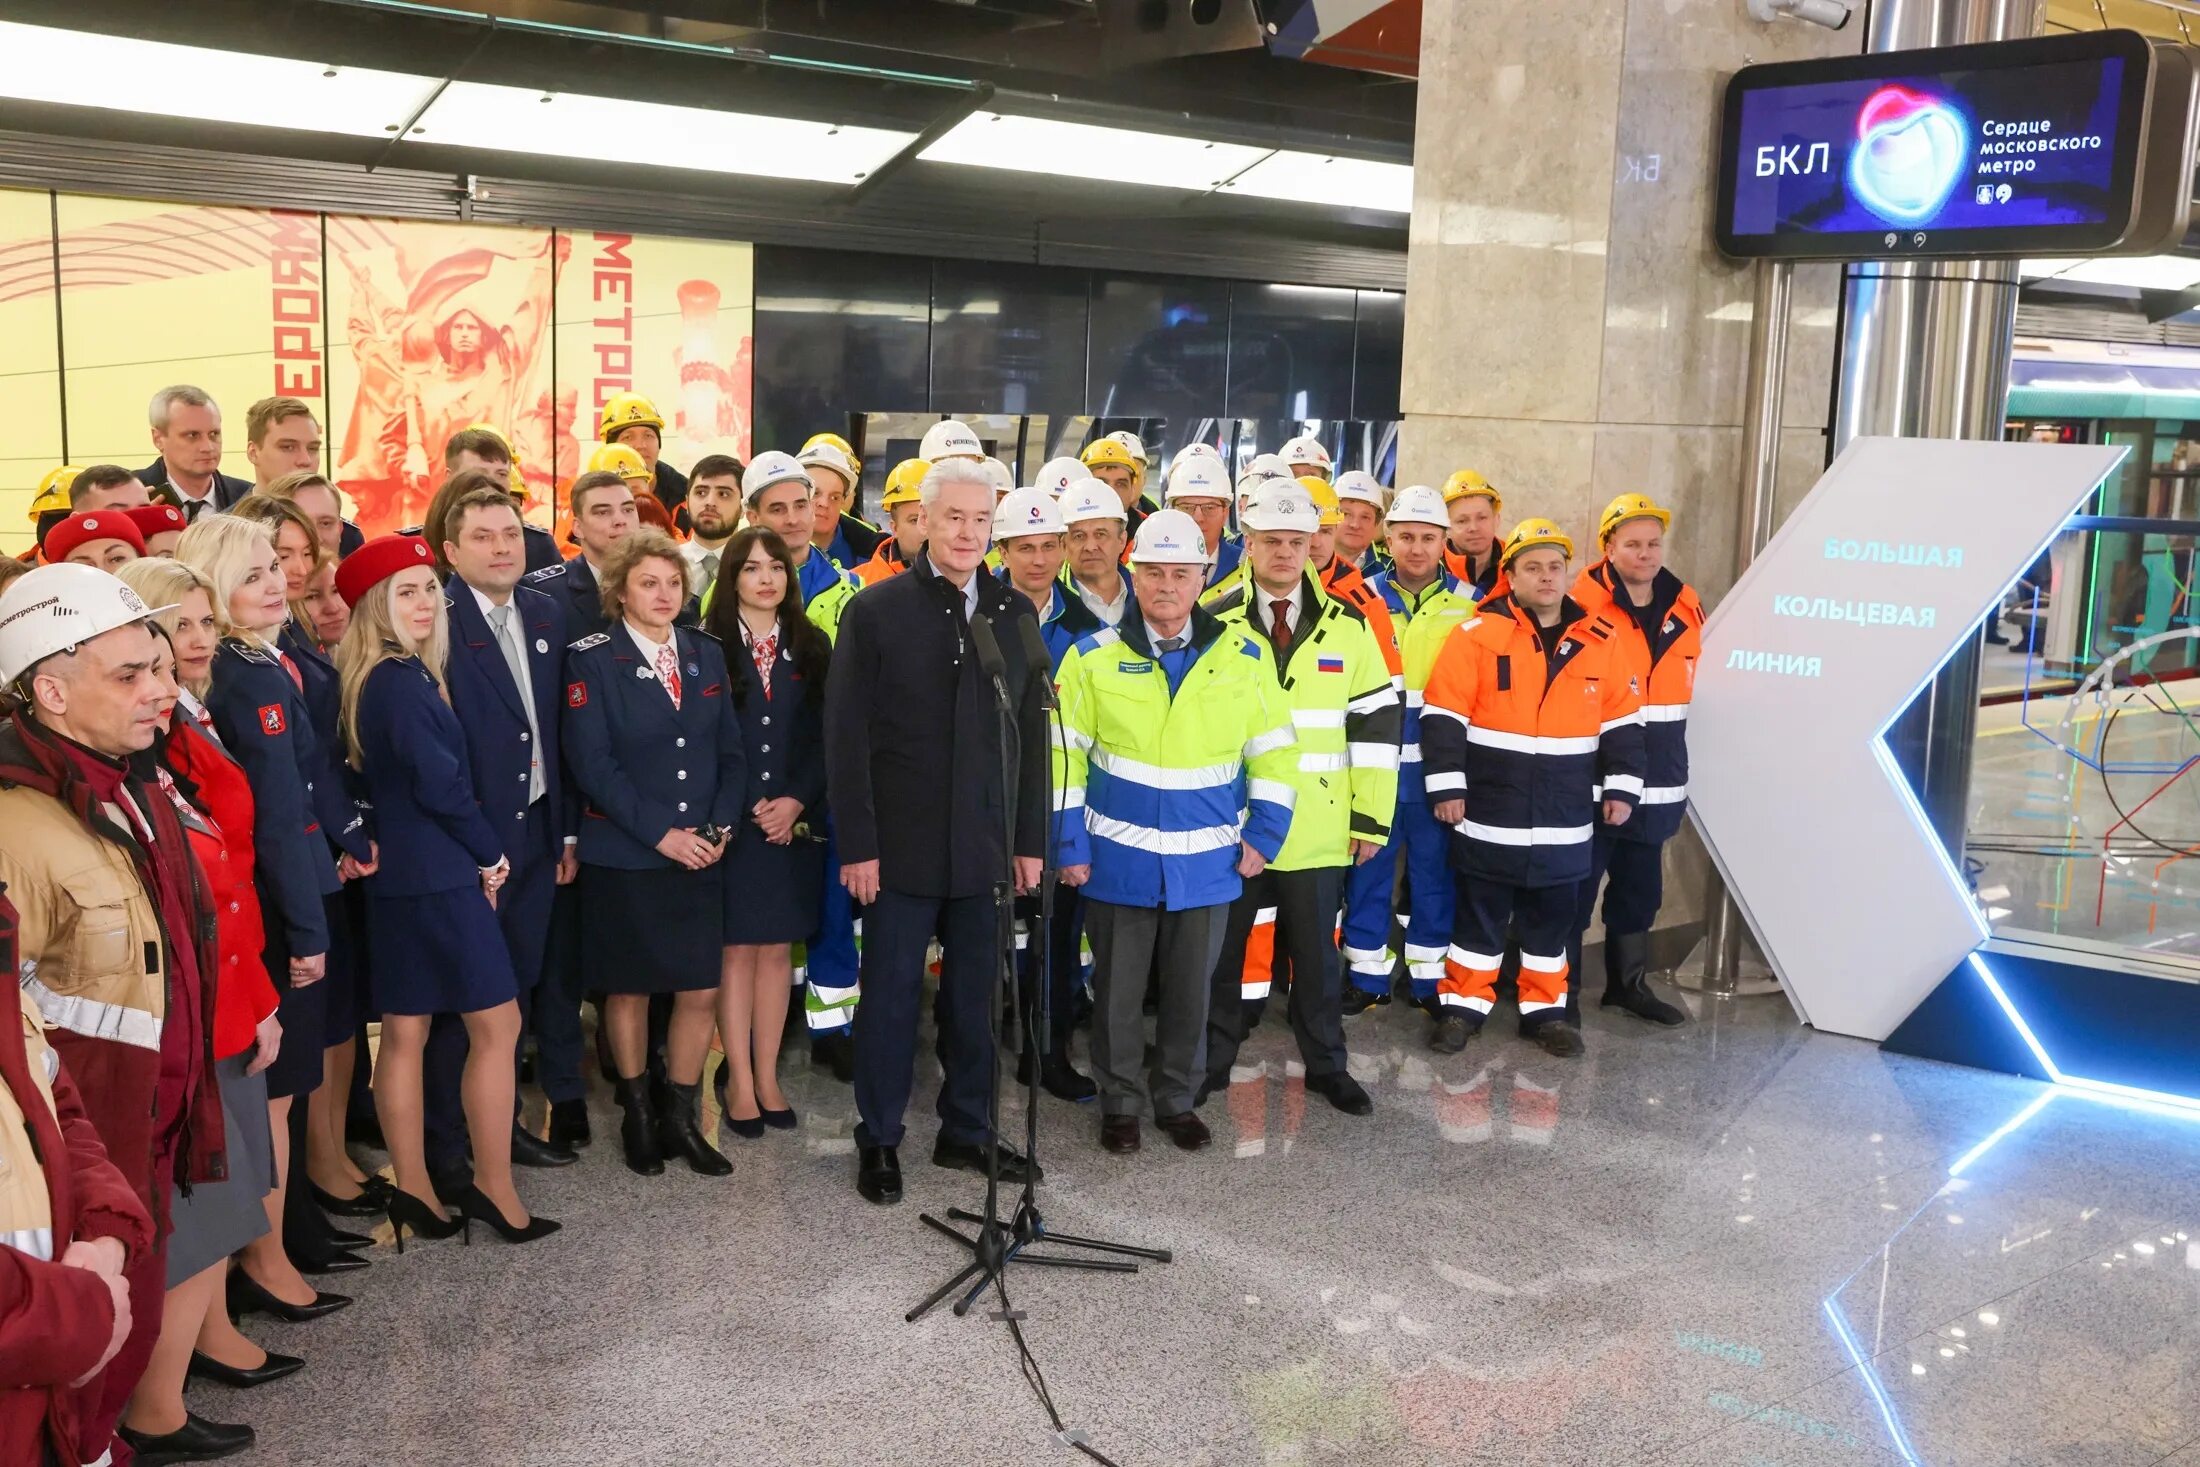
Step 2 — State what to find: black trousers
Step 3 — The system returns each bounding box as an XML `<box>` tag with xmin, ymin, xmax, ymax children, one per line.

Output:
<box><xmin>1565</xmin><ymin>829</ymin><xmax>1666</xmax><ymax>989</ymax></box>
<box><xmin>1205</xmin><ymin>866</ymin><xmax>1348</xmax><ymax>1094</ymax></box>
<box><xmin>852</xmin><ymin>888</ymin><xmax>997</xmax><ymax>1151</ymax></box>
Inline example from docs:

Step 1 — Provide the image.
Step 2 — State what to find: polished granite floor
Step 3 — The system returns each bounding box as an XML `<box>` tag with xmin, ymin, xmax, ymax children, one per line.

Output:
<box><xmin>221</xmin><ymin>991</ymin><xmax>2199</xmax><ymax>1467</ymax></box>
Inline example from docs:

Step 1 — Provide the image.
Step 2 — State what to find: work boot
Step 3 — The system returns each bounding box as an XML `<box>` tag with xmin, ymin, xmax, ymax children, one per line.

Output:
<box><xmin>1341</xmin><ymin>986</ymin><xmax>1389</xmax><ymax>1017</ymax></box>
<box><xmin>654</xmin><ymin>1081</ymin><xmax>733</xmax><ymax>1177</ymax></box>
<box><xmin>1526</xmin><ymin>1020</ymin><xmax>1586</xmax><ymax>1058</ymax></box>
<box><xmin>1428</xmin><ymin>1014</ymin><xmax>1479</xmax><ymax>1054</ymax></box>
<box><xmin>614</xmin><ymin>1076</ymin><xmax>663</xmax><ymax>1176</ymax></box>
<box><xmin>1601</xmin><ymin>931</ymin><xmax>1687</xmax><ymax>1027</ymax></box>
<box><xmin>811</xmin><ymin>1031</ymin><xmax>857</xmax><ymax>1084</ymax></box>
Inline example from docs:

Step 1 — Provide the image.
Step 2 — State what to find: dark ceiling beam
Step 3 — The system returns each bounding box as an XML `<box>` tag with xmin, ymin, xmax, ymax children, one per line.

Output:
<box><xmin>840</xmin><ymin>82</ymin><xmax>997</xmax><ymax>208</ymax></box>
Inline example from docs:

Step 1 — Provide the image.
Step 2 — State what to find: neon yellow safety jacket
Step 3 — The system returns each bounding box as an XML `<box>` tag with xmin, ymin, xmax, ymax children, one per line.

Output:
<box><xmin>1207</xmin><ymin>569</ymin><xmax>1401</xmax><ymax>870</ymax></box>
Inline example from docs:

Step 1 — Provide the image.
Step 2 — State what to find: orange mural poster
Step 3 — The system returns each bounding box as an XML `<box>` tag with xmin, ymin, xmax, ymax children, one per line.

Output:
<box><xmin>0</xmin><ymin>189</ymin><xmax>754</xmax><ymax>553</ymax></box>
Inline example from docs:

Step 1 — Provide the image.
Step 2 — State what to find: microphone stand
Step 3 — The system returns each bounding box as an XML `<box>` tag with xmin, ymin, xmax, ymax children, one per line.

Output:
<box><xmin>907</xmin><ymin>608</ymin><xmax>1169</xmax><ymax>1325</ymax></box>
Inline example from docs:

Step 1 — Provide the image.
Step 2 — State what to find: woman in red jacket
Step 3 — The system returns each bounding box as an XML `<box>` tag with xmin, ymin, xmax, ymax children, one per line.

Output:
<box><xmin>0</xmin><ymin>889</ymin><xmax>155</xmax><ymax>1467</ymax></box>
<box><xmin>116</xmin><ymin>560</ymin><xmax>293</xmax><ymax>1464</ymax></box>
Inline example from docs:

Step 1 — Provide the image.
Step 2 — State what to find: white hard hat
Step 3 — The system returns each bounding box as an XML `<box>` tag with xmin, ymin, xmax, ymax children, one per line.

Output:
<box><xmin>1171</xmin><ymin>442</ymin><xmax>1226</xmax><ymax>474</ymax></box>
<box><xmin>742</xmin><ymin>450</ymin><xmax>811</xmax><ymax>501</ymax></box>
<box><xmin>1239</xmin><ymin>478</ymin><xmax>1321</xmax><ymax>534</ymax></box>
<box><xmin>1104</xmin><ymin>429</ymin><xmax>1148</xmax><ymax>466</ymax></box>
<box><xmin>0</xmin><ymin>562</ymin><xmax>174</xmax><ymax>685</ymax></box>
<box><xmin>992</xmin><ymin>487</ymin><xmax>1067</xmax><ymax>541</ymax></box>
<box><xmin>980</xmin><ymin>456</ymin><xmax>1016</xmax><ymax>493</ymax></box>
<box><xmin>1384</xmin><ymin>484</ymin><xmax>1449</xmax><ymax>529</ymax></box>
<box><xmin>1059</xmin><ymin>480</ymin><xmax>1128</xmax><ymax>525</ymax></box>
<box><xmin>1235</xmin><ymin>453</ymin><xmax>1292</xmax><ymax>500</ymax></box>
<box><xmin>796</xmin><ymin>441</ymin><xmax>857</xmax><ymax>485</ymax></box>
<box><xmin>921</xmin><ymin>420</ymin><xmax>985</xmax><ymax>462</ymax></box>
<box><xmin>1280</xmin><ymin>435</ymin><xmax>1331</xmax><ymax>470</ymax></box>
<box><xmin>1164</xmin><ymin>457</ymin><xmax>1232</xmax><ymax>505</ymax></box>
<box><xmin>1129</xmin><ymin>508</ymin><xmax>1210</xmax><ymax>566</ymax></box>
<box><xmin>1333</xmin><ymin>470</ymin><xmax>1386</xmax><ymax>508</ymax></box>
<box><xmin>1032</xmin><ymin>456</ymin><xmax>1089</xmax><ymax>496</ymax></box>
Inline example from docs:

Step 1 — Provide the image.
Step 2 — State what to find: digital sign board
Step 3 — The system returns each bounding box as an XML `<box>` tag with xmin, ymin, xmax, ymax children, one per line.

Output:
<box><xmin>1716</xmin><ymin>31</ymin><xmax>2161</xmax><ymax>260</ymax></box>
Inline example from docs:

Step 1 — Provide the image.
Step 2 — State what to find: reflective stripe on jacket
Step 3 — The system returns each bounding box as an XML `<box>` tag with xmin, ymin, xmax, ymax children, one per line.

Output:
<box><xmin>1419</xmin><ymin>593</ymin><xmax>1645</xmax><ymax>888</ymax></box>
<box><xmin>1053</xmin><ymin>610</ymin><xmax>1298</xmax><ymax>911</ymax></box>
<box><xmin>1571</xmin><ymin>562</ymin><xmax>1703</xmax><ymax>845</ymax></box>
<box><xmin>1209</xmin><ymin>570</ymin><xmax>1402</xmax><ymax>869</ymax></box>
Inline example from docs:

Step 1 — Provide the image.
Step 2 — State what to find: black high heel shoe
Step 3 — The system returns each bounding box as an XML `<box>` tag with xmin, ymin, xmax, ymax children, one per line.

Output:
<box><xmin>386</xmin><ymin>1189</ymin><xmax>468</xmax><ymax>1254</ymax></box>
<box><xmin>188</xmin><ymin>1348</ymin><xmax>305</xmax><ymax>1389</ymax></box>
<box><xmin>226</xmin><ymin>1268</ymin><xmax>350</xmax><ymax>1323</ymax></box>
<box><xmin>759</xmin><ymin>1105</ymin><xmax>797</xmax><ymax>1131</ymax></box>
<box><xmin>307</xmin><ymin>1179</ymin><xmax>386</xmax><ymax>1217</ymax></box>
<box><xmin>711</xmin><ymin>1063</ymin><xmax>766</xmax><ymax>1141</ymax></box>
<box><xmin>455</xmin><ymin>1185</ymin><xmax>561</xmax><ymax>1244</ymax></box>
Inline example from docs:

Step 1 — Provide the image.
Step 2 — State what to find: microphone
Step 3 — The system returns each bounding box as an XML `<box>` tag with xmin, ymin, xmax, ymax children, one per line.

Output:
<box><xmin>1014</xmin><ymin>615</ymin><xmax>1059</xmax><ymax>711</ymax></box>
<box><xmin>969</xmin><ymin>608</ymin><xmax>1012</xmax><ymax>710</ymax></box>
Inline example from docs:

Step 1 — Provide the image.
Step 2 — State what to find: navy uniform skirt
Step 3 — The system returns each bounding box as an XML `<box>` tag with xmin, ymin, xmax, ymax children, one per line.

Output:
<box><xmin>260</xmin><ymin>919</ymin><xmax>327</xmax><ymax>1102</ymax></box>
<box><xmin>721</xmin><ymin>822</ymin><xmax>825</xmax><ymax>945</ymax></box>
<box><xmin>368</xmin><ymin>885</ymin><xmax>518</xmax><ymax>1017</ymax></box>
<box><xmin>583</xmin><ymin>863</ymin><xmax>723</xmax><ymax>993</ymax></box>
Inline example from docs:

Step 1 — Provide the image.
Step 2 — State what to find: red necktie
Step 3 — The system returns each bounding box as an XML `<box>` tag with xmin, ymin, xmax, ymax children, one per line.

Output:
<box><xmin>655</xmin><ymin>644</ymin><xmax>683</xmax><ymax>710</ymax></box>
<box><xmin>1269</xmin><ymin>598</ymin><xmax>1293</xmax><ymax>655</ymax></box>
<box><xmin>278</xmin><ymin>651</ymin><xmax>304</xmax><ymax>692</ymax></box>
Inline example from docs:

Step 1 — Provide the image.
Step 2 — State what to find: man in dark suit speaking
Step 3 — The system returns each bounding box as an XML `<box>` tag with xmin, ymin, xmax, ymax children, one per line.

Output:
<box><xmin>825</xmin><ymin>458</ymin><xmax>1049</xmax><ymax>1206</ymax></box>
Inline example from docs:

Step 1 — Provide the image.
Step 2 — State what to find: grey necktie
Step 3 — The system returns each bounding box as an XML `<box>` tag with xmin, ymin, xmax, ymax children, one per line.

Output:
<box><xmin>1157</xmin><ymin>636</ymin><xmax>1185</xmax><ymax>653</ymax></box>
<box><xmin>491</xmin><ymin>604</ymin><xmax>545</xmax><ymax>802</ymax></box>
<box><xmin>698</xmin><ymin>551</ymin><xmax>721</xmax><ymax>595</ymax></box>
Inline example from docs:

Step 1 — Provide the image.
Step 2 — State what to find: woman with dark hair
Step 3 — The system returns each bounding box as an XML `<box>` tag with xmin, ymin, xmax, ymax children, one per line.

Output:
<box><xmin>700</xmin><ymin>528</ymin><xmax>831</xmax><ymax>1136</ymax></box>
<box><xmin>564</xmin><ymin>528</ymin><xmax>745</xmax><ymax>1176</ymax></box>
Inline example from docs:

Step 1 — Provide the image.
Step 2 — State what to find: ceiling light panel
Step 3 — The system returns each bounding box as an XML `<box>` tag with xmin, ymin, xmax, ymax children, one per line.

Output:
<box><xmin>1219</xmin><ymin>149</ymin><xmax>1414</xmax><ymax>214</ymax></box>
<box><xmin>920</xmin><ymin>113</ymin><xmax>1270</xmax><ymax>191</ymax></box>
<box><xmin>0</xmin><ymin>21</ymin><xmax>439</xmax><ymax>138</ymax></box>
<box><xmin>414</xmin><ymin>82</ymin><xmax>915</xmax><ymax>184</ymax></box>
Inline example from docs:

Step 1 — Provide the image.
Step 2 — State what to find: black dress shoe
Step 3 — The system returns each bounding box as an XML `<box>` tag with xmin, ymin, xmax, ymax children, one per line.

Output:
<box><xmin>1306</xmin><ymin>1071</ymin><xmax>1374</xmax><ymax>1116</ymax></box>
<box><xmin>547</xmin><ymin>1098</ymin><xmax>592</xmax><ymax>1149</ymax></box>
<box><xmin>1154</xmin><ymin>1111</ymin><xmax>1212</xmax><ymax>1151</ymax></box>
<box><xmin>510</xmin><ymin>1124</ymin><xmax>578</xmax><ymax>1169</ymax></box>
<box><xmin>188</xmin><ymin>1349</ymin><xmax>305</xmax><ymax>1389</ymax></box>
<box><xmin>857</xmin><ymin>1144</ymin><xmax>902</xmax><ymax>1205</ymax></box>
<box><xmin>227</xmin><ymin>1269</ymin><xmax>351</xmax><ymax>1324</ymax></box>
<box><xmin>931</xmin><ymin>1137</ymin><xmax>1044</xmax><ymax>1185</ymax></box>
<box><xmin>1100</xmin><ymin>1116</ymin><xmax>1141</xmax><ymax>1153</ymax></box>
<box><xmin>295</xmin><ymin>1249</ymin><xmax>369</xmax><ymax>1276</ymax></box>
<box><xmin>118</xmin><ymin>1411</ymin><xmax>254</xmax><ymax>1464</ymax></box>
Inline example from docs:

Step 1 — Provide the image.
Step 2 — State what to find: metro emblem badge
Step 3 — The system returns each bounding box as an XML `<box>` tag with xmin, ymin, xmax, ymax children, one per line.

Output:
<box><xmin>258</xmin><ymin>704</ymin><xmax>285</xmax><ymax>735</ymax></box>
<box><xmin>567</xmin><ymin>682</ymin><xmax>587</xmax><ymax>708</ymax></box>
<box><xmin>1849</xmin><ymin>85</ymin><xmax>1968</xmax><ymax>226</ymax></box>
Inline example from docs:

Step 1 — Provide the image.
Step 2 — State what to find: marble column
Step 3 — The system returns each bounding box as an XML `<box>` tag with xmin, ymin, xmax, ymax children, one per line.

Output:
<box><xmin>1399</xmin><ymin>0</ymin><xmax>1856</xmax><ymax>941</ymax></box>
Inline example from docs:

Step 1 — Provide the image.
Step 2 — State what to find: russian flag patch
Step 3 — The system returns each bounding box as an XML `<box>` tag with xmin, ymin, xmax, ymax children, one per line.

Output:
<box><xmin>1316</xmin><ymin>656</ymin><xmax>1345</xmax><ymax>674</ymax></box>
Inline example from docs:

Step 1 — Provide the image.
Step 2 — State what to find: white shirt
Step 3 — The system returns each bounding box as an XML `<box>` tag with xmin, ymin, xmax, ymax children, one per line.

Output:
<box><xmin>1075</xmin><ymin>574</ymin><xmax>1127</xmax><ymax>629</ymax></box>
<box><xmin>1144</xmin><ymin>619</ymin><xmax>1191</xmax><ymax>652</ymax></box>
<box><xmin>680</xmin><ymin>537</ymin><xmax>731</xmax><ymax>592</ymax></box>
<box><xmin>178</xmin><ymin>689</ymin><xmax>223</xmax><ymax>749</ymax></box>
<box><xmin>467</xmin><ymin>581</ymin><xmax>512</xmax><ymax>620</ymax></box>
<box><xmin>170</xmin><ymin>474</ymin><xmax>219</xmax><ymax>521</ymax></box>
<box><xmin>624</xmin><ymin>620</ymin><xmax>675</xmax><ymax>684</ymax></box>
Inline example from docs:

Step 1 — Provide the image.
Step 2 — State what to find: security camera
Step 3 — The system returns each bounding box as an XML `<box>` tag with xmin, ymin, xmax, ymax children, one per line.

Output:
<box><xmin>1747</xmin><ymin>0</ymin><xmax>1853</xmax><ymax>28</ymax></box>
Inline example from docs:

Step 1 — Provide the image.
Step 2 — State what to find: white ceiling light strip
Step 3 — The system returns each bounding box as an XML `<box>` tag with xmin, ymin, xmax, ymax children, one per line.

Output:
<box><xmin>1217</xmin><ymin>149</ymin><xmax>1414</xmax><ymax>215</ymax></box>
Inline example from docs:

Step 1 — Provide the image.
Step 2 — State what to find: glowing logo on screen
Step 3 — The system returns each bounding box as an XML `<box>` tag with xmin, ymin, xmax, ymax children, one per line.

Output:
<box><xmin>1849</xmin><ymin>85</ymin><xmax>1968</xmax><ymax>225</ymax></box>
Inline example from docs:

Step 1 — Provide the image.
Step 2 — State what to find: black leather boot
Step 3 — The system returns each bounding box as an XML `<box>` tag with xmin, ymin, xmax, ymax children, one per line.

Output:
<box><xmin>654</xmin><ymin>1080</ymin><xmax>733</xmax><ymax>1176</ymax></box>
<box><xmin>615</xmin><ymin>1076</ymin><xmax>664</xmax><ymax>1176</ymax></box>
<box><xmin>1601</xmin><ymin>931</ymin><xmax>1687</xmax><ymax>1027</ymax></box>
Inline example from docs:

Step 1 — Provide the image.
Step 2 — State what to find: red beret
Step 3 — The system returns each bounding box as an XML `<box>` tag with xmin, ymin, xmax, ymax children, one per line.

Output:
<box><xmin>125</xmin><ymin>503</ymin><xmax>187</xmax><ymax>541</ymax></box>
<box><xmin>43</xmin><ymin>511</ymin><xmax>146</xmax><ymax>563</ymax></box>
<box><xmin>335</xmin><ymin>533</ymin><xmax>435</xmax><ymax>607</ymax></box>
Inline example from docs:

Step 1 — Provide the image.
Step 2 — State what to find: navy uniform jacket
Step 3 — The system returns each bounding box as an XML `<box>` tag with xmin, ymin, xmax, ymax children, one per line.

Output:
<box><xmin>727</xmin><ymin>627</ymin><xmax>828</xmax><ymax>816</ymax></box>
<box><xmin>205</xmin><ymin>638</ymin><xmax>332</xmax><ymax>955</ymax></box>
<box><xmin>444</xmin><ymin>577</ymin><xmax>573</xmax><ymax>853</ymax></box>
<box><xmin>562</xmin><ymin>625</ymin><xmax>746</xmax><ymax>870</ymax></box>
<box><xmin>277</xmin><ymin>621</ymin><xmax>372</xmax><ymax>865</ymax></box>
<box><xmin>523</xmin><ymin>555</ymin><xmax>699</xmax><ymax>641</ymax></box>
<box><xmin>825</xmin><ymin>553</ymin><xmax>1048</xmax><ymax>899</ymax></box>
<box><xmin>353</xmin><ymin>653</ymin><xmax>505</xmax><ymax>894</ymax></box>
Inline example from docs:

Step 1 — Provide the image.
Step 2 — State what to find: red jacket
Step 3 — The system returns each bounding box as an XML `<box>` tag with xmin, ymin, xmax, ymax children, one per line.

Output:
<box><xmin>0</xmin><ymin>890</ymin><xmax>157</xmax><ymax>1467</ymax></box>
<box><xmin>163</xmin><ymin>716</ymin><xmax>279</xmax><ymax>1061</ymax></box>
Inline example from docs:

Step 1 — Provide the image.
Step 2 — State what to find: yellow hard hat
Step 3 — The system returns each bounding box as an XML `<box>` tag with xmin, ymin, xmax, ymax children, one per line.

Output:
<box><xmin>802</xmin><ymin>431</ymin><xmax>857</xmax><ymax>461</ymax></box>
<box><xmin>881</xmin><ymin>457</ymin><xmax>931</xmax><ymax>511</ymax></box>
<box><xmin>1501</xmin><ymin>517</ymin><xmax>1574</xmax><ymax>567</ymax></box>
<box><xmin>1598</xmin><ymin>491</ymin><xmax>1672</xmax><ymax>543</ymax></box>
<box><xmin>1442</xmin><ymin>469</ymin><xmax>1501</xmax><ymax>513</ymax></box>
<box><xmin>1298</xmin><ymin>475</ymin><xmax>1342</xmax><ymax>529</ymax></box>
<box><xmin>29</xmin><ymin>464</ymin><xmax>81</xmax><ymax>522</ymax></box>
<box><xmin>586</xmin><ymin>442</ymin><xmax>652</xmax><ymax>484</ymax></box>
<box><xmin>1080</xmin><ymin>438</ymin><xmax>1139</xmax><ymax>474</ymax></box>
<box><xmin>598</xmin><ymin>392</ymin><xmax>664</xmax><ymax>441</ymax></box>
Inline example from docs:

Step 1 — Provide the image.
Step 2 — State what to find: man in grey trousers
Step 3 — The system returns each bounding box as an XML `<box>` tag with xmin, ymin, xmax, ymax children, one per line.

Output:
<box><xmin>1052</xmin><ymin>508</ymin><xmax>1301</xmax><ymax>1157</ymax></box>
